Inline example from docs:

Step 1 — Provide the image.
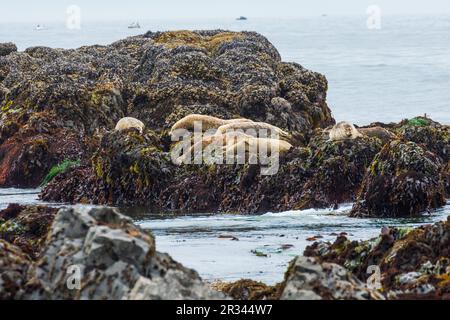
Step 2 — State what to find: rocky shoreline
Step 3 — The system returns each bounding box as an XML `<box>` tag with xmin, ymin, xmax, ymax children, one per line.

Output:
<box><xmin>1</xmin><ymin>204</ymin><xmax>448</xmax><ymax>299</ymax></box>
<box><xmin>0</xmin><ymin>30</ymin><xmax>449</xmax><ymax>299</ymax></box>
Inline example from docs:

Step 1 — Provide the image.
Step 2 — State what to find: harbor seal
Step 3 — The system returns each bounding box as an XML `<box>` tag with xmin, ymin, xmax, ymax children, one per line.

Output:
<box><xmin>174</xmin><ymin>132</ymin><xmax>292</xmax><ymax>165</ymax></box>
<box><xmin>357</xmin><ymin>126</ymin><xmax>397</xmax><ymax>143</ymax></box>
<box><xmin>215</xmin><ymin>121</ymin><xmax>290</xmax><ymax>139</ymax></box>
<box><xmin>115</xmin><ymin>117</ymin><xmax>145</xmax><ymax>134</ymax></box>
<box><xmin>328</xmin><ymin>121</ymin><xmax>363</xmax><ymax>141</ymax></box>
<box><xmin>170</xmin><ymin>114</ymin><xmax>253</xmax><ymax>133</ymax></box>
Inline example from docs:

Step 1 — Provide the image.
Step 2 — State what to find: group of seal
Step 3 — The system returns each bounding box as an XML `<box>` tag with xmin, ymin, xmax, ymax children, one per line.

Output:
<box><xmin>169</xmin><ymin>114</ymin><xmax>293</xmax><ymax>165</ymax></box>
<box><xmin>113</xmin><ymin>116</ymin><xmax>396</xmax><ymax>166</ymax></box>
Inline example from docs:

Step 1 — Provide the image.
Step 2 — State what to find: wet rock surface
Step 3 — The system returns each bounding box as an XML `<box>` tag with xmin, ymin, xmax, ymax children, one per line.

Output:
<box><xmin>0</xmin><ymin>43</ymin><xmax>17</xmax><ymax>57</ymax></box>
<box><xmin>304</xmin><ymin>217</ymin><xmax>450</xmax><ymax>299</ymax></box>
<box><xmin>21</xmin><ymin>206</ymin><xmax>223</xmax><ymax>300</ymax></box>
<box><xmin>0</xmin><ymin>204</ymin><xmax>58</xmax><ymax>259</ymax></box>
<box><xmin>351</xmin><ymin>140</ymin><xmax>447</xmax><ymax>217</ymax></box>
<box><xmin>279</xmin><ymin>256</ymin><xmax>382</xmax><ymax>300</ymax></box>
<box><xmin>212</xmin><ymin>279</ymin><xmax>281</xmax><ymax>300</ymax></box>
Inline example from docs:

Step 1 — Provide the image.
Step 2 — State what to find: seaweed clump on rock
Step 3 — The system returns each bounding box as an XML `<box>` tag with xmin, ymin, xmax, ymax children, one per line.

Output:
<box><xmin>304</xmin><ymin>217</ymin><xmax>450</xmax><ymax>299</ymax></box>
<box><xmin>0</xmin><ymin>204</ymin><xmax>58</xmax><ymax>259</ymax></box>
<box><xmin>295</xmin><ymin>134</ymin><xmax>384</xmax><ymax>210</ymax></box>
<box><xmin>351</xmin><ymin>140</ymin><xmax>447</xmax><ymax>217</ymax></box>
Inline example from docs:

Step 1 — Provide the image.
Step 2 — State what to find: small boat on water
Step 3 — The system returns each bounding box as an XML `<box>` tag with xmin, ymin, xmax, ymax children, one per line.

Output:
<box><xmin>236</xmin><ymin>16</ymin><xmax>248</xmax><ymax>21</ymax></box>
<box><xmin>128</xmin><ymin>22</ymin><xmax>141</xmax><ymax>29</ymax></box>
<box><xmin>35</xmin><ymin>24</ymin><xmax>47</xmax><ymax>31</ymax></box>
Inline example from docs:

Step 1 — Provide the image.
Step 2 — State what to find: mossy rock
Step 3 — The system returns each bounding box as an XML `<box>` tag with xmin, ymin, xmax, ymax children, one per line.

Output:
<box><xmin>351</xmin><ymin>140</ymin><xmax>447</xmax><ymax>217</ymax></box>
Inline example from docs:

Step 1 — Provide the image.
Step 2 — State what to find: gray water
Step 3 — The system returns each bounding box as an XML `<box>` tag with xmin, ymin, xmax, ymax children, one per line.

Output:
<box><xmin>1</xmin><ymin>15</ymin><xmax>449</xmax><ymax>125</ymax></box>
<box><xmin>1</xmin><ymin>189</ymin><xmax>448</xmax><ymax>284</ymax></box>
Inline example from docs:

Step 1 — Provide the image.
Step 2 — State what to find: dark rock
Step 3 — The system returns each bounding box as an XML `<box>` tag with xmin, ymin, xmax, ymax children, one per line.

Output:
<box><xmin>351</xmin><ymin>140</ymin><xmax>447</xmax><ymax>217</ymax></box>
<box><xmin>1</xmin><ymin>30</ymin><xmax>333</xmax><ymax>188</ymax></box>
<box><xmin>212</xmin><ymin>279</ymin><xmax>280</xmax><ymax>300</ymax></box>
<box><xmin>304</xmin><ymin>217</ymin><xmax>450</xmax><ymax>299</ymax></box>
<box><xmin>0</xmin><ymin>240</ymin><xmax>31</xmax><ymax>300</ymax></box>
<box><xmin>295</xmin><ymin>135</ymin><xmax>383</xmax><ymax>209</ymax></box>
<box><xmin>0</xmin><ymin>204</ymin><xmax>58</xmax><ymax>259</ymax></box>
<box><xmin>0</xmin><ymin>43</ymin><xmax>17</xmax><ymax>57</ymax></box>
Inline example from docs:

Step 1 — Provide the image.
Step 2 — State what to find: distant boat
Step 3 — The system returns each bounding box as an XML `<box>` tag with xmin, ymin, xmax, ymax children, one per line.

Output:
<box><xmin>128</xmin><ymin>22</ymin><xmax>141</xmax><ymax>29</ymax></box>
<box><xmin>236</xmin><ymin>16</ymin><xmax>248</xmax><ymax>21</ymax></box>
<box><xmin>35</xmin><ymin>24</ymin><xmax>47</xmax><ymax>31</ymax></box>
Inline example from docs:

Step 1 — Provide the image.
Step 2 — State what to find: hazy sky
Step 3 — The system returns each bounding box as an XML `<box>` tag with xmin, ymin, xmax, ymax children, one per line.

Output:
<box><xmin>1</xmin><ymin>0</ymin><xmax>450</xmax><ymax>22</ymax></box>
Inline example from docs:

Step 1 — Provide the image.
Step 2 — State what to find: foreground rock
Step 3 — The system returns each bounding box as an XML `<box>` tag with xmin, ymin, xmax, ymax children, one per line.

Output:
<box><xmin>212</xmin><ymin>280</ymin><xmax>280</xmax><ymax>300</ymax></box>
<box><xmin>2</xmin><ymin>31</ymin><xmax>447</xmax><ymax>216</ymax></box>
<box><xmin>304</xmin><ymin>217</ymin><xmax>450</xmax><ymax>299</ymax></box>
<box><xmin>41</xmin><ymin>116</ymin><xmax>448</xmax><ymax>215</ymax></box>
<box><xmin>279</xmin><ymin>256</ymin><xmax>383</xmax><ymax>300</ymax></box>
<box><xmin>0</xmin><ymin>205</ymin><xmax>223</xmax><ymax>300</ymax></box>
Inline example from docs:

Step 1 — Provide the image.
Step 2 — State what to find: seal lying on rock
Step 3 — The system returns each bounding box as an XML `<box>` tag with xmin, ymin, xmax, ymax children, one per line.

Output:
<box><xmin>175</xmin><ymin>132</ymin><xmax>292</xmax><ymax>165</ymax></box>
<box><xmin>115</xmin><ymin>117</ymin><xmax>145</xmax><ymax>134</ymax></box>
<box><xmin>216</xmin><ymin>122</ymin><xmax>290</xmax><ymax>139</ymax></box>
<box><xmin>226</xmin><ymin>137</ymin><xmax>293</xmax><ymax>155</ymax></box>
<box><xmin>170</xmin><ymin>114</ymin><xmax>252</xmax><ymax>133</ymax></box>
<box><xmin>328</xmin><ymin>121</ymin><xmax>363</xmax><ymax>141</ymax></box>
<box><xmin>357</xmin><ymin>127</ymin><xmax>397</xmax><ymax>143</ymax></box>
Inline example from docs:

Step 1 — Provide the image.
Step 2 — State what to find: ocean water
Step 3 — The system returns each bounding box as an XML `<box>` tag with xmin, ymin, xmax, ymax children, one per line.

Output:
<box><xmin>1</xmin><ymin>15</ymin><xmax>449</xmax><ymax>125</ymax></box>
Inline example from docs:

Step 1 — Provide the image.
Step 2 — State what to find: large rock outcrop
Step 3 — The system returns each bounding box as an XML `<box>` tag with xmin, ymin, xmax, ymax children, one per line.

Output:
<box><xmin>0</xmin><ymin>204</ymin><xmax>58</xmax><ymax>259</ymax></box>
<box><xmin>0</xmin><ymin>30</ymin><xmax>333</xmax><ymax>188</ymax></box>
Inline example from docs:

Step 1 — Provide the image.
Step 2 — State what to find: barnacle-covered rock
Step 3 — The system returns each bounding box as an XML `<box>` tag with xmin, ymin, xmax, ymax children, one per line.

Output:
<box><xmin>211</xmin><ymin>279</ymin><xmax>281</xmax><ymax>300</ymax></box>
<box><xmin>1</xmin><ymin>30</ymin><xmax>334</xmax><ymax>188</ymax></box>
<box><xmin>304</xmin><ymin>217</ymin><xmax>450</xmax><ymax>299</ymax></box>
<box><xmin>0</xmin><ymin>204</ymin><xmax>58</xmax><ymax>259</ymax></box>
<box><xmin>295</xmin><ymin>134</ymin><xmax>383</xmax><ymax>209</ymax></box>
<box><xmin>351</xmin><ymin>140</ymin><xmax>447</xmax><ymax>217</ymax></box>
<box><xmin>25</xmin><ymin>206</ymin><xmax>223</xmax><ymax>300</ymax></box>
<box><xmin>396</xmin><ymin>117</ymin><xmax>449</xmax><ymax>162</ymax></box>
<box><xmin>0</xmin><ymin>43</ymin><xmax>17</xmax><ymax>57</ymax></box>
<box><xmin>279</xmin><ymin>256</ymin><xmax>382</xmax><ymax>300</ymax></box>
<box><xmin>90</xmin><ymin>129</ymin><xmax>174</xmax><ymax>205</ymax></box>
<box><xmin>0</xmin><ymin>240</ymin><xmax>31</xmax><ymax>300</ymax></box>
